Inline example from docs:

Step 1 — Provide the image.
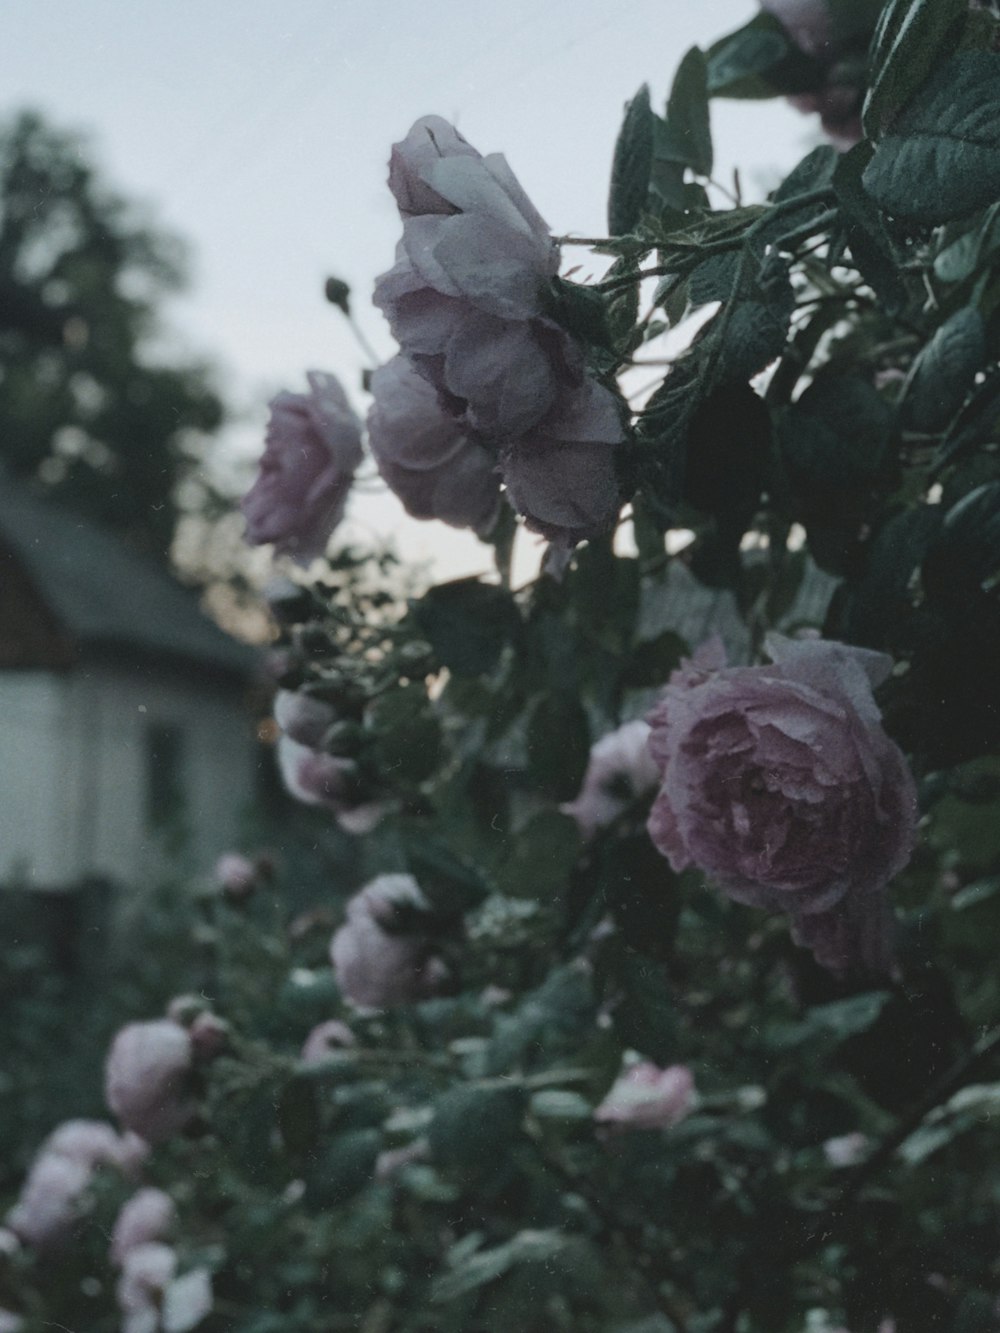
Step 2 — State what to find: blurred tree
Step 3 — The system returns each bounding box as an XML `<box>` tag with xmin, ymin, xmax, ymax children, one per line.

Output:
<box><xmin>0</xmin><ymin>109</ymin><xmax>224</xmax><ymax>560</ymax></box>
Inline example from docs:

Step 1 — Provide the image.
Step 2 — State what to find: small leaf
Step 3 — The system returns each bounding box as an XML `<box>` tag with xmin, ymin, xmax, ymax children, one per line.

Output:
<box><xmin>863</xmin><ymin>52</ymin><xmax>1000</xmax><ymax>224</ymax></box>
<box><xmin>428</xmin><ymin>1083</ymin><xmax>526</xmax><ymax>1176</ymax></box>
<box><xmin>900</xmin><ymin>308</ymin><xmax>986</xmax><ymax>433</ymax></box>
<box><xmin>706</xmin><ymin>12</ymin><xmax>824</xmax><ymax>100</ymax></box>
<box><xmin>608</xmin><ymin>84</ymin><xmax>655</xmax><ymax>236</ymax></box>
<box><xmin>833</xmin><ymin>143</ymin><xmax>907</xmax><ymax>310</ymax></box>
<box><xmin>661</xmin><ymin>47</ymin><xmax>713</xmax><ymax>178</ymax></box>
<box><xmin>413</xmin><ymin>578</ymin><xmax>521</xmax><ymax>677</ymax></box>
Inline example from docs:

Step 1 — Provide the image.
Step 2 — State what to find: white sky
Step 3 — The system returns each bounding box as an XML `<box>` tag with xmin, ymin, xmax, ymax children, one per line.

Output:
<box><xmin>6</xmin><ymin>0</ymin><xmax>818</xmax><ymax>580</ymax></box>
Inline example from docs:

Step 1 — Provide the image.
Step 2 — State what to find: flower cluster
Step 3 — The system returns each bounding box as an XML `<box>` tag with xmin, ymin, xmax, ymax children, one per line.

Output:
<box><xmin>273</xmin><ymin>687</ymin><xmax>384</xmax><ymax>834</ymax></box>
<box><xmin>371</xmin><ymin>115</ymin><xmax>626</xmax><ymax>547</ymax></box>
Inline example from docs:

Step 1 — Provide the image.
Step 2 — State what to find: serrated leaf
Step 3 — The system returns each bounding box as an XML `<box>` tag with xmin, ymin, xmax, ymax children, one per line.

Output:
<box><xmin>863</xmin><ymin>0</ymin><xmax>968</xmax><ymax>138</ymax></box>
<box><xmin>609</xmin><ymin>84</ymin><xmax>655</xmax><ymax>236</ymax></box>
<box><xmin>429</xmin><ymin>1083</ymin><xmax>526</xmax><ymax>1176</ymax></box>
<box><xmin>863</xmin><ymin>52</ymin><xmax>1000</xmax><ymax>224</ymax></box>
<box><xmin>780</xmin><ymin>373</ymin><xmax>893</xmax><ymax>491</ymax></box>
<box><xmin>705</xmin><ymin>12</ymin><xmax>823</xmax><ymax>100</ymax></box>
<box><xmin>901</xmin><ymin>308</ymin><xmax>986</xmax><ymax>434</ymax></box>
<box><xmin>662</xmin><ymin>47</ymin><xmax>713</xmax><ymax>177</ymax></box>
<box><xmin>413</xmin><ymin>577</ymin><xmax>521</xmax><ymax>677</ymax></box>
<box><xmin>833</xmin><ymin>142</ymin><xmax>907</xmax><ymax>310</ymax></box>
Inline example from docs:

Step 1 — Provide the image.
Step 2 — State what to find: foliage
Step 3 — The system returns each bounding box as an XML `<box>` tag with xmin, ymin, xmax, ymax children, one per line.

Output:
<box><xmin>6</xmin><ymin>4</ymin><xmax>1000</xmax><ymax>1332</ymax></box>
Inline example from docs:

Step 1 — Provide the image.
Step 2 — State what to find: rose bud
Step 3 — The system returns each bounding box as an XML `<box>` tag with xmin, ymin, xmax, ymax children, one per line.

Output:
<box><xmin>300</xmin><ymin>1019</ymin><xmax>356</xmax><ymax>1065</ymax></box>
<box><xmin>105</xmin><ymin>1020</ymin><xmax>197</xmax><ymax>1144</ymax></box>
<box><xmin>561</xmin><ymin>719</ymin><xmax>660</xmax><ymax>840</ymax></box>
<box><xmin>273</xmin><ymin>689</ymin><xmax>338</xmax><ymax>748</ymax></box>
<box><xmin>277</xmin><ymin>735</ymin><xmax>384</xmax><ymax>835</ymax></box>
<box><xmin>110</xmin><ymin>1188</ymin><xmax>177</xmax><ymax>1266</ymax></box>
<box><xmin>117</xmin><ymin>1243</ymin><xmax>213</xmax><ymax>1333</ymax></box>
<box><xmin>214</xmin><ymin>853</ymin><xmax>258</xmax><ymax>899</ymax></box>
<box><xmin>594</xmin><ymin>1062</ymin><xmax>696</xmax><ymax>1131</ymax></box>
<box><xmin>646</xmin><ymin>635</ymin><xmax>918</xmax><ymax>974</ymax></box>
<box><xmin>4</xmin><ymin>1151</ymin><xmax>92</xmax><ymax>1250</ymax></box>
<box><xmin>330</xmin><ymin>875</ymin><xmax>448</xmax><ymax>1009</ymax></box>
<box><xmin>241</xmin><ymin>371</ymin><xmax>363</xmax><ymax>564</ymax></box>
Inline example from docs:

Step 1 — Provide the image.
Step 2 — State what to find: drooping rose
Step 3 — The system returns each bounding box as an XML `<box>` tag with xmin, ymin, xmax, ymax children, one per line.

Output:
<box><xmin>111</xmin><ymin>1188</ymin><xmax>177</xmax><ymax>1266</ymax></box>
<box><xmin>499</xmin><ymin>374</ymin><xmax>624</xmax><ymax>546</ymax></box>
<box><xmin>300</xmin><ymin>1018</ymin><xmax>355</xmax><ymax>1064</ymax></box>
<box><xmin>330</xmin><ymin>874</ymin><xmax>448</xmax><ymax>1009</ymax></box>
<box><xmin>646</xmin><ymin>634</ymin><xmax>918</xmax><ymax>973</ymax></box>
<box><xmin>276</xmin><ymin>734</ymin><xmax>384</xmax><ymax>835</ymax></box>
<box><xmin>374</xmin><ymin>116</ymin><xmax>583</xmax><ymax>441</ymax></box>
<box><xmin>561</xmin><ymin>719</ymin><xmax>660</xmax><ymax>840</ymax></box>
<box><xmin>368</xmin><ymin>355</ymin><xmax>500</xmax><ymax>533</ymax></box>
<box><xmin>594</xmin><ymin>1062</ymin><xmax>696</xmax><ymax>1131</ymax></box>
<box><xmin>105</xmin><ymin>1020</ymin><xmax>197</xmax><ymax>1144</ymax></box>
<box><xmin>118</xmin><ymin>1243</ymin><xmax>212</xmax><ymax>1333</ymax></box>
<box><xmin>241</xmin><ymin>371</ymin><xmax>363</xmax><ymax>563</ymax></box>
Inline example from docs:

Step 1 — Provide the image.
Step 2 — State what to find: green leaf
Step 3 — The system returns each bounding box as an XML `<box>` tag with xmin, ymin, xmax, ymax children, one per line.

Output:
<box><xmin>833</xmin><ymin>143</ymin><xmax>907</xmax><ymax>310</ymax></box>
<box><xmin>304</xmin><ymin>1128</ymin><xmax>380</xmax><ymax>1208</ymax></box>
<box><xmin>277</xmin><ymin>1075</ymin><xmax>321</xmax><ymax>1156</ymax></box>
<box><xmin>934</xmin><ymin>201</ymin><xmax>1000</xmax><ymax>283</ymax></box>
<box><xmin>924</xmin><ymin>481</ymin><xmax>1000</xmax><ymax>594</ymax></box>
<box><xmin>863</xmin><ymin>52</ymin><xmax>1000</xmax><ymax>224</ymax></box>
<box><xmin>497</xmin><ymin>810</ymin><xmax>580</xmax><ymax>901</ymax></box>
<box><xmin>544</xmin><ymin>276</ymin><xmax>614</xmax><ymax>352</ymax></box>
<box><xmin>705</xmin><ymin>12</ymin><xmax>824</xmax><ymax>99</ymax></box>
<box><xmin>368</xmin><ymin>683</ymin><xmax>441</xmax><ymax>782</ymax></box>
<box><xmin>608</xmin><ymin>84</ymin><xmax>655</xmax><ymax>236</ymax></box>
<box><xmin>324</xmin><ymin>275</ymin><xmax>351</xmax><ymax>314</ymax></box>
<box><xmin>809</xmin><ymin>991</ymin><xmax>892</xmax><ymax>1038</ymax></box>
<box><xmin>525</xmin><ymin>692</ymin><xmax>591</xmax><ymax>800</ymax></box>
<box><xmin>413</xmin><ymin>577</ymin><xmax>521</xmax><ymax>677</ymax></box>
<box><xmin>661</xmin><ymin>47</ymin><xmax>713</xmax><ymax>178</ymax></box>
<box><xmin>900</xmin><ymin>308</ymin><xmax>986</xmax><ymax>434</ymax></box>
<box><xmin>428</xmin><ymin>1083</ymin><xmax>526</xmax><ymax>1176</ymax></box>
<box><xmin>432</xmin><ymin>1230</ymin><xmax>573</xmax><ymax>1303</ymax></box>
<box><xmin>863</xmin><ymin>0</ymin><xmax>968</xmax><ymax>139</ymax></box>
<box><xmin>613</xmin><ymin>951</ymin><xmax>677</xmax><ymax>1063</ymax></box>
<box><xmin>841</xmin><ymin>505</ymin><xmax>942</xmax><ymax>650</ymax></box>
<box><xmin>779</xmin><ymin>373</ymin><xmax>893</xmax><ymax>492</ymax></box>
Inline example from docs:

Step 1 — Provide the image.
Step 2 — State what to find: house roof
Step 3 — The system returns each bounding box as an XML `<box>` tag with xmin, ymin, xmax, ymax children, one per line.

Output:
<box><xmin>0</xmin><ymin>480</ymin><xmax>259</xmax><ymax>680</ymax></box>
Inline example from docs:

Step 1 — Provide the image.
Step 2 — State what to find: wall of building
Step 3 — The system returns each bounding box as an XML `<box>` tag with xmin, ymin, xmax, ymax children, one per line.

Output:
<box><xmin>0</xmin><ymin>659</ymin><xmax>258</xmax><ymax>889</ymax></box>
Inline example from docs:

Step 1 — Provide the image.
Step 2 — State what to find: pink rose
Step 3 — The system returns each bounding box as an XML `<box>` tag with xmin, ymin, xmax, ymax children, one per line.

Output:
<box><xmin>374</xmin><ymin>116</ymin><xmax>581</xmax><ymax>441</ymax></box>
<box><xmin>117</xmin><ymin>1243</ymin><xmax>212</xmax><ymax>1333</ymax></box>
<box><xmin>4</xmin><ymin>1151</ymin><xmax>92</xmax><ymax>1250</ymax></box>
<box><xmin>594</xmin><ymin>1062</ymin><xmax>696</xmax><ymax>1131</ymax></box>
<box><xmin>758</xmin><ymin>0</ymin><xmax>864</xmax><ymax>150</ymax></box>
<box><xmin>646</xmin><ymin>635</ymin><xmax>918</xmax><ymax>973</ymax></box>
<box><xmin>241</xmin><ymin>371</ymin><xmax>363</xmax><ymax>563</ymax></box>
<box><xmin>499</xmin><ymin>375</ymin><xmax>624</xmax><ymax>547</ymax></box>
<box><xmin>561</xmin><ymin>719</ymin><xmax>660</xmax><ymax>840</ymax></box>
<box><xmin>330</xmin><ymin>874</ymin><xmax>448</xmax><ymax>1009</ymax></box>
<box><xmin>300</xmin><ymin>1019</ymin><xmax>355</xmax><ymax>1064</ymax></box>
<box><xmin>105</xmin><ymin>1020</ymin><xmax>197</xmax><ymax>1144</ymax></box>
<box><xmin>368</xmin><ymin>355</ymin><xmax>500</xmax><ymax>533</ymax></box>
<box><xmin>111</xmin><ymin>1188</ymin><xmax>176</xmax><ymax>1266</ymax></box>
<box><xmin>277</xmin><ymin>734</ymin><xmax>384</xmax><ymax>835</ymax></box>
<box><xmin>214</xmin><ymin>852</ymin><xmax>258</xmax><ymax>898</ymax></box>
<box><xmin>273</xmin><ymin>689</ymin><xmax>338</xmax><ymax>747</ymax></box>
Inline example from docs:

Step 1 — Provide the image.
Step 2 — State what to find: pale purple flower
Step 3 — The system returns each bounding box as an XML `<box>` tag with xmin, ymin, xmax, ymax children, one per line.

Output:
<box><xmin>823</xmin><ymin>1131</ymin><xmax>870</xmax><ymax>1168</ymax></box>
<box><xmin>118</xmin><ymin>1243</ymin><xmax>212</xmax><ymax>1333</ymax></box>
<box><xmin>273</xmin><ymin>689</ymin><xmax>338</xmax><ymax>748</ymax></box>
<box><xmin>330</xmin><ymin>874</ymin><xmax>448</xmax><ymax>1009</ymax></box>
<box><xmin>646</xmin><ymin>634</ymin><xmax>918</xmax><ymax>973</ymax></box>
<box><xmin>368</xmin><ymin>355</ymin><xmax>500</xmax><ymax>533</ymax></box>
<box><xmin>499</xmin><ymin>375</ymin><xmax>624</xmax><ymax>546</ymax></box>
<box><xmin>111</xmin><ymin>1189</ymin><xmax>177</xmax><ymax>1266</ymax></box>
<box><xmin>242</xmin><ymin>371</ymin><xmax>363</xmax><ymax>563</ymax></box>
<box><xmin>562</xmin><ymin>719</ymin><xmax>660</xmax><ymax>840</ymax></box>
<box><xmin>40</xmin><ymin>1119</ymin><xmax>142</xmax><ymax>1173</ymax></box>
<box><xmin>105</xmin><ymin>1020</ymin><xmax>196</xmax><ymax>1144</ymax></box>
<box><xmin>277</xmin><ymin>735</ymin><xmax>384</xmax><ymax>835</ymax></box>
<box><xmin>4</xmin><ymin>1151</ymin><xmax>92</xmax><ymax>1250</ymax></box>
<box><xmin>300</xmin><ymin>1019</ymin><xmax>356</xmax><ymax>1064</ymax></box>
<box><xmin>594</xmin><ymin>1062</ymin><xmax>696</xmax><ymax>1131</ymax></box>
<box><xmin>374</xmin><ymin>116</ymin><xmax>581</xmax><ymax>441</ymax></box>
<box><xmin>214</xmin><ymin>853</ymin><xmax>258</xmax><ymax>898</ymax></box>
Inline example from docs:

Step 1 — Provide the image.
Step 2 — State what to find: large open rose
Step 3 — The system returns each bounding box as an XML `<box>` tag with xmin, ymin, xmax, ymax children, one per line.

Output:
<box><xmin>646</xmin><ymin>635</ymin><xmax>918</xmax><ymax>972</ymax></box>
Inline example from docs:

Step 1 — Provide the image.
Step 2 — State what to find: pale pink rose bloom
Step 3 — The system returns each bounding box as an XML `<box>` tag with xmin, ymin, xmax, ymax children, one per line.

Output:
<box><xmin>823</xmin><ymin>1131</ymin><xmax>871</xmax><ymax>1168</ymax></box>
<box><xmin>300</xmin><ymin>1019</ymin><xmax>356</xmax><ymax>1064</ymax></box>
<box><xmin>499</xmin><ymin>375</ymin><xmax>624</xmax><ymax>547</ymax></box>
<box><xmin>594</xmin><ymin>1062</ymin><xmax>696</xmax><ymax>1131</ymax></box>
<box><xmin>646</xmin><ymin>634</ymin><xmax>918</xmax><ymax>974</ymax></box>
<box><xmin>368</xmin><ymin>355</ymin><xmax>500</xmax><ymax>533</ymax></box>
<box><xmin>111</xmin><ymin>1189</ymin><xmax>177</xmax><ymax>1266</ymax></box>
<box><xmin>4</xmin><ymin>1151</ymin><xmax>92</xmax><ymax>1249</ymax></box>
<box><xmin>562</xmin><ymin>719</ymin><xmax>660</xmax><ymax>840</ymax></box>
<box><xmin>41</xmin><ymin>1119</ymin><xmax>138</xmax><ymax>1172</ymax></box>
<box><xmin>277</xmin><ymin>735</ymin><xmax>384</xmax><ymax>835</ymax></box>
<box><xmin>330</xmin><ymin>874</ymin><xmax>448</xmax><ymax>1009</ymax></box>
<box><xmin>105</xmin><ymin>1020</ymin><xmax>196</xmax><ymax>1144</ymax></box>
<box><xmin>118</xmin><ymin>1243</ymin><xmax>212</xmax><ymax>1333</ymax></box>
<box><xmin>214</xmin><ymin>852</ymin><xmax>257</xmax><ymax>898</ymax></box>
<box><xmin>241</xmin><ymin>371</ymin><xmax>363</xmax><ymax>563</ymax></box>
<box><xmin>273</xmin><ymin>689</ymin><xmax>338</xmax><ymax>747</ymax></box>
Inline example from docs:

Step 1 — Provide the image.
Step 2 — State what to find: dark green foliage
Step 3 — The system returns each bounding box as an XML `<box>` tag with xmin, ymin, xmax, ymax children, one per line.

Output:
<box><xmin>608</xmin><ymin>85</ymin><xmax>654</xmax><ymax>236</ymax></box>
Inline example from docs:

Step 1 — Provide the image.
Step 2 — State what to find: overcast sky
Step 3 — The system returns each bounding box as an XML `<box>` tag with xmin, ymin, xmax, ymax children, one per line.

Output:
<box><xmin>6</xmin><ymin>0</ymin><xmax>818</xmax><ymax>577</ymax></box>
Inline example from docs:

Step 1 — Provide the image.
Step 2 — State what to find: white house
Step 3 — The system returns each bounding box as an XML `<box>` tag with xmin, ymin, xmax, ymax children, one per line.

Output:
<box><xmin>0</xmin><ymin>482</ymin><xmax>260</xmax><ymax>889</ymax></box>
